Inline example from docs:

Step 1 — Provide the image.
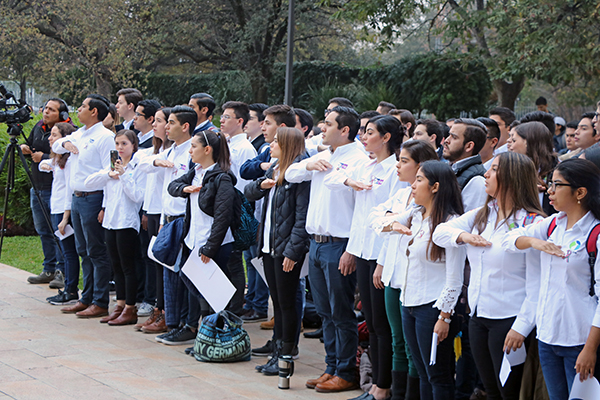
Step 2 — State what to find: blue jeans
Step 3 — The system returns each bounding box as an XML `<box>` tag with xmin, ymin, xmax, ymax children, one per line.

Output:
<box><xmin>51</xmin><ymin>213</ymin><xmax>79</xmax><ymax>294</ymax></box>
<box><xmin>538</xmin><ymin>341</ymin><xmax>583</xmax><ymax>400</ymax></box>
<box><xmin>30</xmin><ymin>188</ymin><xmax>58</xmax><ymax>273</ymax></box>
<box><xmin>70</xmin><ymin>193</ymin><xmax>111</xmax><ymax>309</ymax></box>
<box><xmin>244</xmin><ymin>245</ymin><xmax>269</xmax><ymax>315</ymax></box>
<box><xmin>402</xmin><ymin>302</ymin><xmax>457</xmax><ymax>400</ymax></box>
<box><xmin>164</xmin><ymin>248</ymin><xmax>187</xmax><ymax>328</ymax></box>
<box><xmin>308</xmin><ymin>238</ymin><xmax>357</xmax><ymax>382</ymax></box>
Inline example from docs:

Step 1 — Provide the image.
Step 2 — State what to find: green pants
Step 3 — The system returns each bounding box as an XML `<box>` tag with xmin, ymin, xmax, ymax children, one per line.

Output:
<box><xmin>385</xmin><ymin>286</ymin><xmax>418</xmax><ymax>377</ymax></box>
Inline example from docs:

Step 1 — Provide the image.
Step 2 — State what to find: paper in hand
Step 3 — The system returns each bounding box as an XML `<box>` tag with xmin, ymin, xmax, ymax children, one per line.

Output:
<box><xmin>250</xmin><ymin>257</ymin><xmax>268</xmax><ymax>287</ymax></box>
<box><xmin>569</xmin><ymin>373</ymin><xmax>600</xmax><ymax>399</ymax></box>
<box><xmin>499</xmin><ymin>345</ymin><xmax>527</xmax><ymax>386</ymax></box>
<box><xmin>429</xmin><ymin>333</ymin><xmax>438</xmax><ymax>366</ymax></box>
<box><xmin>54</xmin><ymin>224</ymin><xmax>74</xmax><ymax>240</ymax></box>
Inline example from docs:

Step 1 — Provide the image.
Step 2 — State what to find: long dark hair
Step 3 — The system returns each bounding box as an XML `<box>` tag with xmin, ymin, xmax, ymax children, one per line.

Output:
<box><xmin>195</xmin><ymin>129</ymin><xmax>231</xmax><ymax>172</ymax></box>
<box><xmin>514</xmin><ymin>121</ymin><xmax>557</xmax><ymax>179</ymax></box>
<box><xmin>474</xmin><ymin>152</ymin><xmax>545</xmax><ymax>233</ymax></box>
<box><xmin>367</xmin><ymin>115</ymin><xmax>404</xmax><ymax>156</ymax></box>
<box><xmin>52</xmin><ymin>123</ymin><xmax>77</xmax><ymax>169</ymax></box>
<box><xmin>556</xmin><ymin>158</ymin><xmax>600</xmax><ymax>220</ymax></box>
<box><xmin>419</xmin><ymin>160</ymin><xmax>464</xmax><ymax>261</ymax></box>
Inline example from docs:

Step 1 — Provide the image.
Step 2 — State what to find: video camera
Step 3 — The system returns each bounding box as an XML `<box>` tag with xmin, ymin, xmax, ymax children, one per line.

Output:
<box><xmin>0</xmin><ymin>84</ymin><xmax>31</xmax><ymax>126</ymax></box>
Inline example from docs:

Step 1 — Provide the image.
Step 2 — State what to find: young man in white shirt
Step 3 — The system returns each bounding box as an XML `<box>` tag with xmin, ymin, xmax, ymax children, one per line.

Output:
<box><xmin>115</xmin><ymin>88</ymin><xmax>142</xmax><ymax>132</ymax></box>
<box><xmin>53</xmin><ymin>94</ymin><xmax>115</xmax><ymax>318</ymax></box>
<box><xmin>219</xmin><ymin>101</ymin><xmax>257</xmax><ymax>317</ymax></box>
<box><xmin>286</xmin><ymin>106</ymin><xmax>369</xmax><ymax>393</ymax></box>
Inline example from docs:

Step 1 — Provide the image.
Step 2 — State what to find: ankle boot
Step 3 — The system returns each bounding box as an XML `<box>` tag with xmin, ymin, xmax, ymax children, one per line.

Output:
<box><xmin>141</xmin><ymin>311</ymin><xmax>167</xmax><ymax>333</ymax></box>
<box><xmin>108</xmin><ymin>306</ymin><xmax>138</xmax><ymax>326</ymax></box>
<box><xmin>391</xmin><ymin>370</ymin><xmax>408</xmax><ymax>400</ymax></box>
<box><xmin>134</xmin><ymin>307</ymin><xmax>160</xmax><ymax>331</ymax></box>
<box><xmin>100</xmin><ymin>305</ymin><xmax>124</xmax><ymax>323</ymax></box>
<box><xmin>405</xmin><ymin>375</ymin><xmax>420</xmax><ymax>400</ymax></box>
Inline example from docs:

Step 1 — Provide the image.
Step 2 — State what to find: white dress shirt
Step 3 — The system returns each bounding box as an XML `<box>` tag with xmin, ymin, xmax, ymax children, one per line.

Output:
<box><xmin>285</xmin><ymin>142</ymin><xmax>370</xmax><ymax>237</ymax></box>
<box><xmin>153</xmin><ymin>139</ymin><xmax>192</xmax><ymax>219</ymax></box>
<box><xmin>494</xmin><ymin>143</ymin><xmax>508</xmax><ymax>156</ymax></box>
<box><xmin>347</xmin><ymin>155</ymin><xmax>403</xmax><ymax>260</ymax></box>
<box><xmin>394</xmin><ymin>208</ymin><xmax>466</xmax><ymax>313</ymax></box>
<box><xmin>84</xmin><ymin>152</ymin><xmax>146</xmax><ymax>232</ymax></box>
<box><xmin>433</xmin><ymin>204</ymin><xmax>542</xmax><ymax>337</ymax></box>
<box><xmin>229</xmin><ymin>133</ymin><xmax>257</xmax><ymax>192</ymax></box>
<box><xmin>138</xmin><ymin>147</ymin><xmax>164</xmax><ymax>214</ymax></box>
<box><xmin>39</xmin><ymin>158</ymin><xmax>73</xmax><ymax>214</ymax></box>
<box><xmin>138</xmin><ymin>129</ymin><xmax>154</xmax><ymax>146</ymax></box>
<box><xmin>52</xmin><ymin>122</ymin><xmax>115</xmax><ymax>193</ymax></box>
<box><xmin>503</xmin><ymin>211</ymin><xmax>600</xmax><ymax>346</ymax></box>
<box><xmin>305</xmin><ymin>134</ymin><xmax>324</xmax><ymax>156</ymax></box>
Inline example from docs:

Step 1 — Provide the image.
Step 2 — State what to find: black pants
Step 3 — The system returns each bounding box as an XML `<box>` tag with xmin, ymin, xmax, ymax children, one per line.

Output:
<box><xmin>226</xmin><ymin>249</ymin><xmax>245</xmax><ymax>316</ymax></box>
<box><xmin>356</xmin><ymin>258</ymin><xmax>393</xmax><ymax>389</ymax></box>
<box><xmin>263</xmin><ymin>254</ymin><xmax>303</xmax><ymax>355</ymax></box>
<box><xmin>105</xmin><ymin>228</ymin><xmax>139</xmax><ymax>306</ymax></box>
<box><xmin>469</xmin><ymin>314</ymin><xmax>528</xmax><ymax>400</ymax></box>
<box><xmin>146</xmin><ymin>214</ymin><xmax>164</xmax><ymax>310</ymax></box>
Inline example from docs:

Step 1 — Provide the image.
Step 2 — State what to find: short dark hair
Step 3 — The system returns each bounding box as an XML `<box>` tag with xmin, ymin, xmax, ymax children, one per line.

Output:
<box><xmin>116</xmin><ymin>88</ymin><xmax>143</xmax><ymax>108</ymax></box>
<box><xmin>581</xmin><ymin>112</ymin><xmax>597</xmax><ymax>137</ymax></box>
<box><xmin>328</xmin><ymin>97</ymin><xmax>354</xmax><ymax>108</ymax></box>
<box><xmin>138</xmin><ymin>99</ymin><xmax>161</xmax><ymax>119</ymax></box>
<box><xmin>248</xmin><ymin>103</ymin><xmax>269</xmax><ymax>122</ymax></box>
<box><xmin>567</xmin><ymin>120</ymin><xmax>579</xmax><ymax>129</ymax></box>
<box><xmin>453</xmin><ymin>118</ymin><xmax>487</xmax><ymax>155</ymax></box>
<box><xmin>378</xmin><ymin>101</ymin><xmax>396</xmax><ymax>114</ymax></box>
<box><xmin>476</xmin><ymin>117</ymin><xmax>500</xmax><ymax>141</ymax></box>
<box><xmin>389</xmin><ymin>109</ymin><xmax>416</xmax><ymax>137</ymax></box>
<box><xmin>401</xmin><ymin>140</ymin><xmax>439</xmax><ymax>164</ymax></box>
<box><xmin>416</xmin><ymin>119</ymin><xmax>444</xmax><ymax>148</ymax></box>
<box><xmin>264</xmin><ymin>104</ymin><xmax>296</xmax><ymax>127</ymax></box>
<box><xmin>294</xmin><ymin>108</ymin><xmax>314</xmax><ymax>135</ymax></box>
<box><xmin>222</xmin><ymin>101</ymin><xmax>250</xmax><ymax>128</ymax></box>
<box><xmin>489</xmin><ymin>107</ymin><xmax>516</xmax><ymax>127</ymax></box>
<box><xmin>521</xmin><ymin>111</ymin><xmax>556</xmax><ymax>135</ymax></box>
<box><xmin>535</xmin><ymin>96</ymin><xmax>547</xmax><ymax>106</ymax></box>
<box><xmin>87</xmin><ymin>94</ymin><xmax>110</xmax><ymax>121</ymax></box>
<box><xmin>170</xmin><ymin>105</ymin><xmax>197</xmax><ymax>133</ymax></box>
<box><xmin>190</xmin><ymin>93</ymin><xmax>216</xmax><ymax>117</ymax></box>
<box><xmin>359</xmin><ymin>110</ymin><xmax>380</xmax><ymax>120</ymax></box>
<box><xmin>330</xmin><ymin>106</ymin><xmax>360</xmax><ymax>141</ymax></box>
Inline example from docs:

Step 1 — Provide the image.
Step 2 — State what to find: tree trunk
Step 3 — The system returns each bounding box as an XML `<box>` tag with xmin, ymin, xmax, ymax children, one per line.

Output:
<box><xmin>94</xmin><ymin>70</ymin><xmax>113</xmax><ymax>99</ymax></box>
<box><xmin>19</xmin><ymin>75</ymin><xmax>27</xmax><ymax>103</ymax></box>
<box><xmin>492</xmin><ymin>75</ymin><xmax>526</xmax><ymax>110</ymax></box>
<box><xmin>249</xmin><ymin>67</ymin><xmax>269</xmax><ymax>103</ymax></box>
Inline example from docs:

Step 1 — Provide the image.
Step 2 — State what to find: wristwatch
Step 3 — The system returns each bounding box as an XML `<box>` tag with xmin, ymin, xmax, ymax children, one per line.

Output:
<box><xmin>438</xmin><ymin>315</ymin><xmax>452</xmax><ymax>324</ymax></box>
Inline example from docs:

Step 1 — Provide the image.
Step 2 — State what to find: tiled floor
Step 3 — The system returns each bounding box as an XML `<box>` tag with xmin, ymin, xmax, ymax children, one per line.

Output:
<box><xmin>0</xmin><ymin>263</ymin><xmax>362</xmax><ymax>399</ymax></box>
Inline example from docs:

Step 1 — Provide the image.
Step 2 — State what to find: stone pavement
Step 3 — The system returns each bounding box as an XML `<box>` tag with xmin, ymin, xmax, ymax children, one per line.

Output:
<box><xmin>0</xmin><ymin>263</ymin><xmax>363</xmax><ymax>399</ymax></box>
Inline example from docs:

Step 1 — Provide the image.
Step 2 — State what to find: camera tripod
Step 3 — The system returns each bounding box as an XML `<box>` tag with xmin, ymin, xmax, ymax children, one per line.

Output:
<box><xmin>0</xmin><ymin>123</ymin><xmax>62</xmax><ymax>259</ymax></box>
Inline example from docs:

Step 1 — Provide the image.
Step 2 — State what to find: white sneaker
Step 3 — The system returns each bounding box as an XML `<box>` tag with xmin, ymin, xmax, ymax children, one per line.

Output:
<box><xmin>137</xmin><ymin>302</ymin><xmax>154</xmax><ymax>317</ymax></box>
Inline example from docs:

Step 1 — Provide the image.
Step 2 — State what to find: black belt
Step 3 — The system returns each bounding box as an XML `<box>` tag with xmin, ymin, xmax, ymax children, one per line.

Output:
<box><xmin>73</xmin><ymin>190</ymin><xmax>103</xmax><ymax>197</ymax></box>
<box><xmin>166</xmin><ymin>215</ymin><xmax>185</xmax><ymax>223</ymax></box>
<box><xmin>312</xmin><ymin>234</ymin><xmax>346</xmax><ymax>243</ymax></box>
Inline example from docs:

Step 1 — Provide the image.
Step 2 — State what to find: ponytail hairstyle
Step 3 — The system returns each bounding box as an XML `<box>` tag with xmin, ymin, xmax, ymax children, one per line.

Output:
<box><xmin>419</xmin><ymin>160</ymin><xmax>464</xmax><ymax>262</ymax></box>
<box><xmin>153</xmin><ymin>107</ymin><xmax>173</xmax><ymax>154</ymax></box>
<box><xmin>556</xmin><ymin>158</ymin><xmax>600</xmax><ymax>220</ymax></box>
<box><xmin>274</xmin><ymin>127</ymin><xmax>305</xmax><ymax>185</ymax></box>
<box><xmin>196</xmin><ymin>129</ymin><xmax>231</xmax><ymax>172</ymax></box>
<box><xmin>52</xmin><ymin>122</ymin><xmax>77</xmax><ymax>169</ymax></box>
<box><xmin>367</xmin><ymin>115</ymin><xmax>404</xmax><ymax>157</ymax></box>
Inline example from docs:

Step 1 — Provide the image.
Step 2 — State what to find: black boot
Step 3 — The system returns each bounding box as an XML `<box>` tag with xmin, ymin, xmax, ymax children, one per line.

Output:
<box><xmin>405</xmin><ymin>375</ymin><xmax>420</xmax><ymax>400</ymax></box>
<box><xmin>391</xmin><ymin>370</ymin><xmax>408</xmax><ymax>400</ymax></box>
<box><xmin>261</xmin><ymin>340</ymin><xmax>282</xmax><ymax>376</ymax></box>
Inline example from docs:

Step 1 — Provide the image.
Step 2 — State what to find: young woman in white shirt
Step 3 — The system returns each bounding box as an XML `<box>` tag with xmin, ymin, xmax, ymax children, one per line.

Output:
<box><xmin>84</xmin><ymin>130</ymin><xmax>146</xmax><ymax>326</ymax></box>
<box><xmin>389</xmin><ymin>160</ymin><xmax>466</xmax><ymax>399</ymax></box>
<box><xmin>41</xmin><ymin>122</ymin><xmax>81</xmax><ymax>306</ymax></box>
<box><xmin>432</xmin><ymin>152</ymin><xmax>545</xmax><ymax>399</ymax></box>
<box><xmin>344</xmin><ymin>115</ymin><xmax>404</xmax><ymax>400</ymax></box>
<box><xmin>369</xmin><ymin>140</ymin><xmax>439</xmax><ymax>399</ymax></box>
<box><xmin>503</xmin><ymin>158</ymin><xmax>600</xmax><ymax>400</ymax></box>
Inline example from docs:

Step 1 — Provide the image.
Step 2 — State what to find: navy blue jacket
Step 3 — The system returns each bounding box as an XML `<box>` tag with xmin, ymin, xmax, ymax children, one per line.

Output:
<box><xmin>240</xmin><ymin>149</ymin><xmax>271</xmax><ymax>181</ymax></box>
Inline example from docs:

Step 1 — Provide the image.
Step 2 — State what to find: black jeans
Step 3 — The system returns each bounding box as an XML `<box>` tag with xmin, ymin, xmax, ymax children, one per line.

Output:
<box><xmin>263</xmin><ymin>253</ymin><xmax>304</xmax><ymax>355</ymax></box>
<box><xmin>226</xmin><ymin>249</ymin><xmax>245</xmax><ymax>316</ymax></box>
<box><xmin>356</xmin><ymin>258</ymin><xmax>393</xmax><ymax>389</ymax></box>
<box><xmin>146</xmin><ymin>214</ymin><xmax>164</xmax><ymax>310</ymax></box>
<box><xmin>105</xmin><ymin>228</ymin><xmax>139</xmax><ymax>306</ymax></box>
<box><xmin>469</xmin><ymin>314</ymin><xmax>528</xmax><ymax>400</ymax></box>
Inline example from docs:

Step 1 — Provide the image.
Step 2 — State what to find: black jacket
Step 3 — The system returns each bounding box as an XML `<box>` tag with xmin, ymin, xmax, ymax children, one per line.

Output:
<box><xmin>168</xmin><ymin>164</ymin><xmax>237</xmax><ymax>259</ymax></box>
<box><xmin>26</xmin><ymin>121</ymin><xmax>53</xmax><ymax>190</ymax></box>
<box><xmin>244</xmin><ymin>158</ymin><xmax>310</xmax><ymax>262</ymax></box>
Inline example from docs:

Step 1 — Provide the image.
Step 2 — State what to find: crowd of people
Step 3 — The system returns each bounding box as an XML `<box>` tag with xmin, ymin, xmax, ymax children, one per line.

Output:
<box><xmin>21</xmin><ymin>89</ymin><xmax>600</xmax><ymax>400</ymax></box>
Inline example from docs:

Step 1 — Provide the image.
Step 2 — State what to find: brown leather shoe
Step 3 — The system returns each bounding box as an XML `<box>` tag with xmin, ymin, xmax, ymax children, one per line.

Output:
<box><xmin>315</xmin><ymin>376</ymin><xmax>359</xmax><ymax>393</ymax></box>
<box><xmin>141</xmin><ymin>311</ymin><xmax>167</xmax><ymax>333</ymax></box>
<box><xmin>100</xmin><ymin>305</ymin><xmax>124</xmax><ymax>323</ymax></box>
<box><xmin>306</xmin><ymin>373</ymin><xmax>333</xmax><ymax>389</ymax></box>
<box><xmin>134</xmin><ymin>307</ymin><xmax>159</xmax><ymax>331</ymax></box>
<box><xmin>76</xmin><ymin>304</ymin><xmax>109</xmax><ymax>318</ymax></box>
<box><xmin>61</xmin><ymin>301</ymin><xmax>88</xmax><ymax>314</ymax></box>
<box><xmin>108</xmin><ymin>306</ymin><xmax>138</xmax><ymax>326</ymax></box>
<box><xmin>260</xmin><ymin>317</ymin><xmax>274</xmax><ymax>330</ymax></box>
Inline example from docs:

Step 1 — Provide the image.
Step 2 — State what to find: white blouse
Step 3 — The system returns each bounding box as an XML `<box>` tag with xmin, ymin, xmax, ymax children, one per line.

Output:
<box><xmin>394</xmin><ymin>208</ymin><xmax>466</xmax><ymax>313</ymax></box>
<box><xmin>138</xmin><ymin>147</ymin><xmax>165</xmax><ymax>215</ymax></box>
<box><xmin>503</xmin><ymin>211</ymin><xmax>600</xmax><ymax>346</ymax></box>
<box><xmin>433</xmin><ymin>204</ymin><xmax>542</xmax><ymax>337</ymax></box>
<box><xmin>39</xmin><ymin>157</ymin><xmax>73</xmax><ymax>214</ymax></box>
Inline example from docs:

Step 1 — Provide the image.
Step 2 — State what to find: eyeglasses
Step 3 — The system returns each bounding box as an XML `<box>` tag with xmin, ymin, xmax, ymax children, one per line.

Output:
<box><xmin>324</xmin><ymin>109</ymin><xmax>331</xmax><ymax>117</ymax></box>
<box><xmin>220</xmin><ymin>115</ymin><xmax>232</xmax><ymax>120</ymax></box>
<box><xmin>547</xmin><ymin>181</ymin><xmax>574</xmax><ymax>191</ymax></box>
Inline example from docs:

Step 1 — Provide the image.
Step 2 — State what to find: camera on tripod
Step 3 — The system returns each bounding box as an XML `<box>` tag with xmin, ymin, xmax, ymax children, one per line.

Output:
<box><xmin>0</xmin><ymin>84</ymin><xmax>31</xmax><ymax>130</ymax></box>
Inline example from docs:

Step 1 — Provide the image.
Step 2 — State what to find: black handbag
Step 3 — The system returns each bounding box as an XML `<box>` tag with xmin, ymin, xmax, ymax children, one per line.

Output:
<box><xmin>192</xmin><ymin>310</ymin><xmax>251</xmax><ymax>363</ymax></box>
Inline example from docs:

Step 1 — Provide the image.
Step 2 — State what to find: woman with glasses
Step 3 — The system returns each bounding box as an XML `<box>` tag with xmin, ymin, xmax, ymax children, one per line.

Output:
<box><xmin>503</xmin><ymin>158</ymin><xmax>600</xmax><ymax>400</ymax></box>
<box><xmin>433</xmin><ymin>152</ymin><xmax>545</xmax><ymax>400</ymax></box>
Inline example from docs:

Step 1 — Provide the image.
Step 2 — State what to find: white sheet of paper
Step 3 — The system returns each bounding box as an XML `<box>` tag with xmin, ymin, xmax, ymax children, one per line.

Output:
<box><xmin>148</xmin><ymin>236</ymin><xmax>175</xmax><ymax>272</ymax></box>
<box><xmin>429</xmin><ymin>333</ymin><xmax>438</xmax><ymax>366</ymax></box>
<box><xmin>499</xmin><ymin>346</ymin><xmax>527</xmax><ymax>386</ymax></box>
<box><xmin>250</xmin><ymin>257</ymin><xmax>268</xmax><ymax>287</ymax></box>
<box><xmin>499</xmin><ymin>354</ymin><xmax>512</xmax><ymax>386</ymax></box>
<box><xmin>54</xmin><ymin>224</ymin><xmax>74</xmax><ymax>240</ymax></box>
<box><xmin>569</xmin><ymin>374</ymin><xmax>600</xmax><ymax>399</ymax></box>
<box><xmin>182</xmin><ymin>249</ymin><xmax>235</xmax><ymax>312</ymax></box>
<box><xmin>300</xmin><ymin>256</ymin><xmax>309</xmax><ymax>279</ymax></box>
